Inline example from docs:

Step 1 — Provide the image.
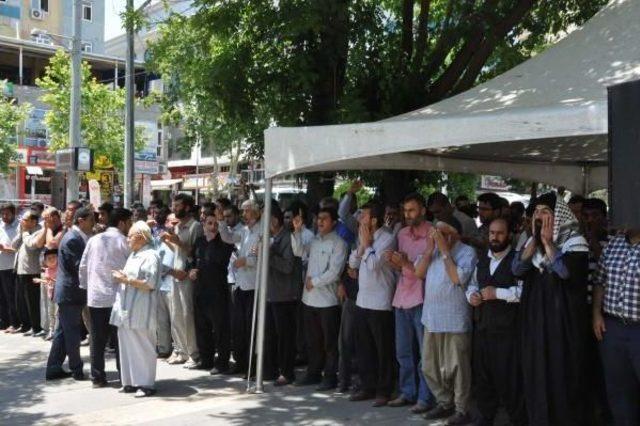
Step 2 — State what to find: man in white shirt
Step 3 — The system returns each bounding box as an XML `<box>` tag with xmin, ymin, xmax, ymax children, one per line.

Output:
<box><xmin>79</xmin><ymin>208</ymin><xmax>132</xmax><ymax>387</ymax></box>
<box><xmin>0</xmin><ymin>203</ymin><xmax>19</xmax><ymax>333</ymax></box>
<box><xmin>217</xmin><ymin>199</ymin><xmax>262</xmax><ymax>375</ymax></box>
<box><xmin>296</xmin><ymin>207</ymin><xmax>347</xmax><ymax>391</ymax></box>
<box><xmin>347</xmin><ymin>202</ymin><xmax>396</xmax><ymax>407</ymax></box>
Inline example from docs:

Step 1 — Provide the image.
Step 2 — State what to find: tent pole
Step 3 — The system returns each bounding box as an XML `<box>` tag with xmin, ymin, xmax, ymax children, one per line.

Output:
<box><xmin>582</xmin><ymin>165</ymin><xmax>591</xmax><ymax>195</ymax></box>
<box><xmin>255</xmin><ymin>178</ymin><xmax>272</xmax><ymax>393</ymax></box>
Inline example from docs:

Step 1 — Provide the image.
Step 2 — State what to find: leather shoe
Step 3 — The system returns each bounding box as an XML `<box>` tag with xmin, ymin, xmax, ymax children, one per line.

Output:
<box><xmin>121</xmin><ymin>385</ymin><xmax>137</xmax><ymax>393</ymax></box>
<box><xmin>92</xmin><ymin>379</ymin><xmax>108</xmax><ymax>388</ymax></box>
<box><xmin>45</xmin><ymin>370</ymin><xmax>72</xmax><ymax>381</ymax></box>
<box><xmin>72</xmin><ymin>372</ymin><xmax>87</xmax><ymax>381</ymax></box>
<box><xmin>349</xmin><ymin>390</ymin><xmax>375</xmax><ymax>402</ymax></box>
<box><xmin>23</xmin><ymin>329</ymin><xmax>34</xmax><ymax>336</ymax></box>
<box><xmin>410</xmin><ymin>401</ymin><xmax>435</xmax><ymax>414</ymax></box>
<box><xmin>372</xmin><ymin>397</ymin><xmax>390</xmax><ymax>407</ymax></box>
<box><xmin>387</xmin><ymin>396</ymin><xmax>414</xmax><ymax>407</ymax></box>
<box><xmin>445</xmin><ymin>411</ymin><xmax>470</xmax><ymax>426</ymax></box>
<box><xmin>423</xmin><ymin>405</ymin><xmax>455</xmax><ymax>420</ymax></box>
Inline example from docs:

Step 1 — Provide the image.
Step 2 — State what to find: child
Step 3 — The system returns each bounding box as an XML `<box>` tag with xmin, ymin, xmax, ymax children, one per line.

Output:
<box><xmin>34</xmin><ymin>248</ymin><xmax>58</xmax><ymax>341</ymax></box>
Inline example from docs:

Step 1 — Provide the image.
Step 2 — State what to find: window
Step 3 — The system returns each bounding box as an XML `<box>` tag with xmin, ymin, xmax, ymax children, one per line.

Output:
<box><xmin>82</xmin><ymin>3</ymin><xmax>92</xmax><ymax>22</ymax></box>
<box><xmin>40</xmin><ymin>0</ymin><xmax>49</xmax><ymax>13</ymax></box>
<box><xmin>81</xmin><ymin>42</ymin><xmax>92</xmax><ymax>53</ymax></box>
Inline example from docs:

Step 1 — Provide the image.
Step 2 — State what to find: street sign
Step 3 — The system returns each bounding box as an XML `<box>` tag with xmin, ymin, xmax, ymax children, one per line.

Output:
<box><xmin>55</xmin><ymin>147</ymin><xmax>94</xmax><ymax>172</ymax></box>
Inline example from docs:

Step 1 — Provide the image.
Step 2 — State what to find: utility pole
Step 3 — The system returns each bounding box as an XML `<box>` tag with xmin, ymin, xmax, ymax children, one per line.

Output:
<box><xmin>124</xmin><ymin>0</ymin><xmax>153</xmax><ymax>208</ymax></box>
<box><xmin>67</xmin><ymin>0</ymin><xmax>82</xmax><ymax>203</ymax></box>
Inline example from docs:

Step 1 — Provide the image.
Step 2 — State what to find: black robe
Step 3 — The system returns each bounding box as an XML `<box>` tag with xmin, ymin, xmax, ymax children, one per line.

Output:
<box><xmin>517</xmin><ymin>250</ymin><xmax>589</xmax><ymax>426</ymax></box>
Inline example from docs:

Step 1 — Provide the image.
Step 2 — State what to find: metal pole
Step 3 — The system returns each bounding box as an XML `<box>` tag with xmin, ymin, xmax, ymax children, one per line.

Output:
<box><xmin>124</xmin><ymin>0</ymin><xmax>135</xmax><ymax>208</ymax></box>
<box><xmin>30</xmin><ymin>175</ymin><xmax>35</xmax><ymax>201</ymax></box>
<box><xmin>195</xmin><ymin>140</ymin><xmax>200</xmax><ymax>205</ymax></box>
<box><xmin>246</xmin><ymin>245</ymin><xmax>262</xmax><ymax>392</ymax></box>
<box><xmin>255</xmin><ymin>178</ymin><xmax>272</xmax><ymax>393</ymax></box>
<box><xmin>67</xmin><ymin>0</ymin><xmax>82</xmax><ymax>203</ymax></box>
<box><xmin>18</xmin><ymin>47</ymin><xmax>23</xmax><ymax>86</ymax></box>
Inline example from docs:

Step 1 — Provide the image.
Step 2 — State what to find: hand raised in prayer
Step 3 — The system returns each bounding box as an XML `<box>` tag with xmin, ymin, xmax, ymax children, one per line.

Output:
<box><xmin>469</xmin><ymin>292</ymin><xmax>483</xmax><ymax>307</ymax></box>
<box><xmin>292</xmin><ymin>214</ymin><xmax>304</xmax><ymax>233</ymax></box>
<box><xmin>540</xmin><ymin>215</ymin><xmax>554</xmax><ymax>247</ymax></box>
<box><xmin>188</xmin><ymin>269</ymin><xmax>198</xmax><ymax>281</ymax></box>
<box><xmin>480</xmin><ymin>286</ymin><xmax>497</xmax><ymax>300</ymax></box>
<box><xmin>234</xmin><ymin>257</ymin><xmax>247</xmax><ymax>269</ymax></box>
<box><xmin>348</xmin><ymin>180</ymin><xmax>364</xmax><ymax>194</ymax></box>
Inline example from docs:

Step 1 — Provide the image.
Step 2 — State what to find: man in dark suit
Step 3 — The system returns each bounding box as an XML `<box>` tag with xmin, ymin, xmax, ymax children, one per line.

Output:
<box><xmin>46</xmin><ymin>207</ymin><xmax>94</xmax><ymax>381</ymax></box>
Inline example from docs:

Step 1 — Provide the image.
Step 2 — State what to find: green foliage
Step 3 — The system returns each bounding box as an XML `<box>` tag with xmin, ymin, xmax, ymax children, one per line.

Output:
<box><xmin>0</xmin><ymin>80</ymin><xmax>31</xmax><ymax>172</ymax></box>
<box><xmin>36</xmin><ymin>50</ymin><xmax>146</xmax><ymax>170</ymax></box>
<box><xmin>148</xmin><ymin>0</ymin><xmax>607</xmax><ymax>196</ymax></box>
<box><xmin>333</xmin><ymin>180</ymin><xmax>373</xmax><ymax>206</ymax></box>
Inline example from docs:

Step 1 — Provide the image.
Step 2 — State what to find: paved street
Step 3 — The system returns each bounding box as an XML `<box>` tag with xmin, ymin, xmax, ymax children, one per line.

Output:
<box><xmin>0</xmin><ymin>332</ymin><xmax>432</xmax><ymax>426</ymax></box>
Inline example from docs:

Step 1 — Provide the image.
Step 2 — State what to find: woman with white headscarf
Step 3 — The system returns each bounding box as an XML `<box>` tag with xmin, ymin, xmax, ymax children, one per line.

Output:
<box><xmin>512</xmin><ymin>192</ymin><xmax>590</xmax><ymax>426</ymax></box>
<box><xmin>110</xmin><ymin>221</ymin><xmax>161</xmax><ymax>397</ymax></box>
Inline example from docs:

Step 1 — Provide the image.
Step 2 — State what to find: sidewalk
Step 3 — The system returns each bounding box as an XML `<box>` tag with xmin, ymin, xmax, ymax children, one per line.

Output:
<box><xmin>0</xmin><ymin>331</ymin><xmax>433</xmax><ymax>426</ymax></box>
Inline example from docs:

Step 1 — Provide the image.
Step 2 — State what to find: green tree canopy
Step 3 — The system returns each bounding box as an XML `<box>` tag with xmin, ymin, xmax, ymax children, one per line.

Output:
<box><xmin>0</xmin><ymin>80</ymin><xmax>31</xmax><ymax>172</ymax></box>
<box><xmin>147</xmin><ymin>0</ymin><xmax>607</xmax><ymax>200</ymax></box>
<box><xmin>37</xmin><ymin>50</ymin><xmax>145</xmax><ymax>169</ymax></box>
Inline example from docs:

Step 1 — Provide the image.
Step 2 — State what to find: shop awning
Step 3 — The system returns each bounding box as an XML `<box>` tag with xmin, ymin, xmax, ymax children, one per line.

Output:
<box><xmin>150</xmin><ymin>178</ymin><xmax>182</xmax><ymax>190</ymax></box>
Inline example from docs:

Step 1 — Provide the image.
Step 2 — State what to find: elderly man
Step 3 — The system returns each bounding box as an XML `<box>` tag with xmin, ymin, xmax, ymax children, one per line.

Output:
<box><xmin>12</xmin><ymin>210</ymin><xmax>43</xmax><ymax>336</ymax></box>
<box><xmin>79</xmin><ymin>208</ymin><xmax>132</xmax><ymax>387</ymax></box>
<box><xmin>46</xmin><ymin>207</ymin><xmax>95</xmax><ymax>381</ymax></box>
<box><xmin>415</xmin><ymin>217</ymin><xmax>477</xmax><ymax>425</ymax></box>
<box><xmin>217</xmin><ymin>199</ymin><xmax>263</xmax><ymax>375</ymax></box>
<box><xmin>161</xmin><ymin>194</ymin><xmax>203</xmax><ymax>368</ymax></box>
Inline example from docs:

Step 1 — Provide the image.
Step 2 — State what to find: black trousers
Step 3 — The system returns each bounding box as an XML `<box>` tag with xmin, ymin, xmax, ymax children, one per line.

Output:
<box><xmin>339</xmin><ymin>298</ymin><xmax>358</xmax><ymax>387</ymax></box>
<box><xmin>0</xmin><ymin>270</ymin><xmax>18</xmax><ymax>328</ymax></box>
<box><xmin>265</xmin><ymin>301</ymin><xmax>298</xmax><ymax>380</ymax></box>
<box><xmin>195</xmin><ymin>286</ymin><xmax>231</xmax><ymax>368</ymax></box>
<box><xmin>296</xmin><ymin>300</ymin><xmax>307</xmax><ymax>360</ymax></box>
<box><xmin>231</xmin><ymin>288</ymin><xmax>254</xmax><ymax>370</ymax></box>
<box><xmin>473</xmin><ymin>328</ymin><xmax>526</xmax><ymax>425</ymax></box>
<box><xmin>89</xmin><ymin>307</ymin><xmax>119</xmax><ymax>382</ymax></box>
<box><xmin>46</xmin><ymin>304</ymin><xmax>84</xmax><ymax>374</ymax></box>
<box><xmin>355</xmin><ymin>306</ymin><xmax>395</xmax><ymax>397</ymax></box>
<box><xmin>18</xmin><ymin>274</ymin><xmax>40</xmax><ymax>332</ymax></box>
<box><xmin>304</xmin><ymin>304</ymin><xmax>340</xmax><ymax>382</ymax></box>
<box><xmin>600</xmin><ymin>316</ymin><xmax>640</xmax><ymax>426</ymax></box>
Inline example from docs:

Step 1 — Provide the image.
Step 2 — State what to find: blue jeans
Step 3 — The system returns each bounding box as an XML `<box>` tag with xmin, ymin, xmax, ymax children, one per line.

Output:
<box><xmin>395</xmin><ymin>305</ymin><xmax>433</xmax><ymax>405</ymax></box>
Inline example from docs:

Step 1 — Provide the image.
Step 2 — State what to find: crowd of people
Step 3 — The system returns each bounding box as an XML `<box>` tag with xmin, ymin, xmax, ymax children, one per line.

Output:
<box><xmin>0</xmin><ymin>184</ymin><xmax>637</xmax><ymax>425</ymax></box>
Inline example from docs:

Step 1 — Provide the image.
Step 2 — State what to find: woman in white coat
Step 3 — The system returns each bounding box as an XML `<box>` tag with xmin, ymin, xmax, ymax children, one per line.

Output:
<box><xmin>111</xmin><ymin>221</ymin><xmax>161</xmax><ymax>397</ymax></box>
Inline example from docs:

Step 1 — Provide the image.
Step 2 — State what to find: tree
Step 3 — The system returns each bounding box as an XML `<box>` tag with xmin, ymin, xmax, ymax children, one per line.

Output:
<box><xmin>37</xmin><ymin>50</ymin><xmax>145</xmax><ymax>170</ymax></box>
<box><xmin>0</xmin><ymin>80</ymin><xmax>31</xmax><ymax>172</ymax></box>
<box><xmin>148</xmin><ymin>0</ymin><xmax>608</xmax><ymax>202</ymax></box>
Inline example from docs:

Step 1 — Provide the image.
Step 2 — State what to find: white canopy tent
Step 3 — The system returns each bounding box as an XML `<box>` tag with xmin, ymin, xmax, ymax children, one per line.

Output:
<box><xmin>251</xmin><ymin>0</ymin><xmax>640</xmax><ymax>391</ymax></box>
<box><xmin>264</xmin><ymin>0</ymin><xmax>640</xmax><ymax>193</ymax></box>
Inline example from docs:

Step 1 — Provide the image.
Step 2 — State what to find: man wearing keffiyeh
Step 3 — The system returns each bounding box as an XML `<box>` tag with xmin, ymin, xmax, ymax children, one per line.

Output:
<box><xmin>512</xmin><ymin>192</ymin><xmax>590</xmax><ymax>426</ymax></box>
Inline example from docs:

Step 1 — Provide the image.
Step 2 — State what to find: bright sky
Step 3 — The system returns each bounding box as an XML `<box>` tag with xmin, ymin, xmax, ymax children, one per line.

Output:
<box><xmin>104</xmin><ymin>0</ymin><xmax>147</xmax><ymax>41</ymax></box>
